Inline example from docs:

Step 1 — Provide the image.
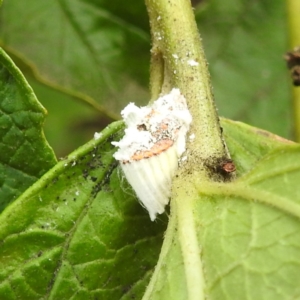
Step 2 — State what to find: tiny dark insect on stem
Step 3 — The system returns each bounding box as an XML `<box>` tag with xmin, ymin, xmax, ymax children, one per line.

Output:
<box><xmin>219</xmin><ymin>159</ymin><xmax>236</xmax><ymax>173</ymax></box>
<box><xmin>205</xmin><ymin>157</ymin><xmax>236</xmax><ymax>182</ymax></box>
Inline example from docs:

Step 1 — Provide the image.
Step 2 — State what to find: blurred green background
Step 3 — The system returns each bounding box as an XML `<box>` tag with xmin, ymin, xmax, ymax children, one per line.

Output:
<box><xmin>0</xmin><ymin>0</ymin><xmax>293</xmax><ymax>157</ymax></box>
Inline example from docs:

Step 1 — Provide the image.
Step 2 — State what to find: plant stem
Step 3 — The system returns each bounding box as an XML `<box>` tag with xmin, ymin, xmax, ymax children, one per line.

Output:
<box><xmin>286</xmin><ymin>0</ymin><xmax>300</xmax><ymax>141</ymax></box>
<box><xmin>144</xmin><ymin>0</ymin><xmax>232</xmax><ymax>298</ymax></box>
<box><xmin>146</xmin><ymin>0</ymin><xmax>229</xmax><ymax>180</ymax></box>
<box><xmin>149</xmin><ymin>46</ymin><xmax>164</xmax><ymax>102</ymax></box>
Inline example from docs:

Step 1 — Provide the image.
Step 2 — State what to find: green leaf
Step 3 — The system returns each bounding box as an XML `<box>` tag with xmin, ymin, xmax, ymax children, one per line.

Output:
<box><xmin>0</xmin><ymin>116</ymin><xmax>296</xmax><ymax>300</ymax></box>
<box><xmin>221</xmin><ymin>119</ymin><xmax>294</xmax><ymax>175</ymax></box>
<box><xmin>0</xmin><ymin>48</ymin><xmax>56</xmax><ymax>211</ymax></box>
<box><xmin>143</xmin><ymin>120</ymin><xmax>300</xmax><ymax>299</ymax></box>
<box><xmin>194</xmin><ymin>148</ymin><xmax>300</xmax><ymax>299</ymax></box>
<box><xmin>0</xmin><ymin>121</ymin><xmax>167</xmax><ymax>300</ymax></box>
<box><xmin>28</xmin><ymin>78</ymin><xmax>107</xmax><ymax>158</ymax></box>
<box><xmin>195</xmin><ymin>0</ymin><xmax>292</xmax><ymax>138</ymax></box>
<box><xmin>0</xmin><ymin>0</ymin><xmax>150</xmax><ymax>117</ymax></box>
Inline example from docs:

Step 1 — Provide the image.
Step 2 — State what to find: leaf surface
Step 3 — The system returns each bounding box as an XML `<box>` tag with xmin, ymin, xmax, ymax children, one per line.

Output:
<box><xmin>28</xmin><ymin>79</ymin><xmax>104</xmax><ymax>158</ymax></box>
<box><xmin>0</xmin><ymin>117</ymin><xmax>297</xmax><ymax>300</ymax></box>
<box><xmin>143</xmin><ymin>121</ymin><xmax>300</xmax><ymax>299</ymax></box>
<box><xmin>0</xmin><ymin>0</ymin><xmax>150</xmax><ymax>117</ymax></box>
<box><xmin>194</xmin><ymin>146</ymin><xmax>300</xmax><ymax>299</ymax></box>
<box><xmin>0</xmin><ymin>48</ymin><xmax>56</xmax><ymax>211</ymax></box>
<box><xmin>0</xmin><ymin>121</ymin><xmax>167</xmax><ymax>300</ymax></box>
<box><xmin>196</xmin><ymin>0</ymin><xmax>292</xmax><ymax>138</ymax></box>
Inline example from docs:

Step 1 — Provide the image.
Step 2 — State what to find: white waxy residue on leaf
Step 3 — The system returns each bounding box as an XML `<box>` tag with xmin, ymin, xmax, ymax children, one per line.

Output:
<box><xmin>112</xmin><ymin>88</ymin><xmax>192</xmax><ymax>221</ymax></box>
